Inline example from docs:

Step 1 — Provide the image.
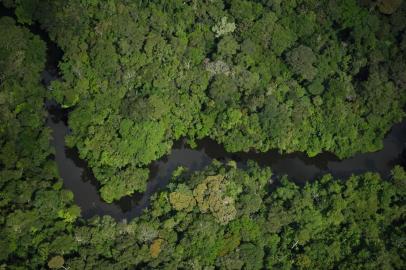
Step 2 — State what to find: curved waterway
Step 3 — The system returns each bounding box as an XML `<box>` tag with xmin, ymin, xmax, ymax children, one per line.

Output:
<box><xmin>47</xmin><ymin>106</ymin><xmax>406</xmax><ymax>220</ymax></box>
<box><xmin>2</xmin><ymin>4</ymin><xmax>405</xmax><ymax>221</ymax></box>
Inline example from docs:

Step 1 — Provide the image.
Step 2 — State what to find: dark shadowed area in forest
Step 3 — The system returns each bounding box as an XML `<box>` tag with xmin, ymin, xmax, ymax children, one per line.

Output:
<box><xmin>1</xmin><ymin>1</ymin><xmax>406</xmax><ymax>269</ymax></box>
<box><xmin>47</xmin><ymin>104</ymin><xmax>406</xmax><ymax>219</ymax></box>
<box><xmin>18</xmin><ymin>1</ymin><xmax>404</xmax><ymax>219</ymax></box>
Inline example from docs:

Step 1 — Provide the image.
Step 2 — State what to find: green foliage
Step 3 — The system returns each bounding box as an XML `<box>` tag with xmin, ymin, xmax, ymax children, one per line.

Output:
<box><xmin>16</xmin><ymin>162</ymin><xmax>402</xmax><ymax>269</ymax></box>
<box><xmin>286</xmin><ymin>45</ymin><xmax>317</xmax><ymax>81</ymax></box>
<box><xmin>0</xmin><ymin>17</ymin><xmax>80</xmax><ymax>269</ymax></box>
<box><xmin>169</xmin><ymin>184</ymin><xmax>196</xmax><ymax>212</ymax></box>
<box><xmin>47</xmin><ymin>255</ymin><xmax>64</xmax><ymax>269</ymax></box>
<box><xmin>1</xmin><ymin>1</ymin><xmax>406</xmax><ymax>269</ymax></box>
<box><xmin>193</xmin><ymin>174</ymin><xmax>238</xmax><ymax>225</ymax></box>
<box><xmin>99</xmin><ymin>167</ymin><xmax>149</xmax><ymax>203</ymax></box>
<box><xmin>10</xmin><ymin>0</ymin><xmax>404</xmax><ymax>202</ymax></box>
<box><xmin>212</xmin><ymin>17</ymin><xmax>236</xmax><ymax>38</ymax></box>
<box><xmin>379</xmin><ymin>0</ymin><xmax>403</xmax><ymax>14</ymax></box>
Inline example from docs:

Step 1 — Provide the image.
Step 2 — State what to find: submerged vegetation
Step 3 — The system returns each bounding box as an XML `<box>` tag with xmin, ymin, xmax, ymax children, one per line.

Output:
<box><xmin>0</xmin><ymin>0</ymin><xmax>406</xmax><ymax>269</ymax></box>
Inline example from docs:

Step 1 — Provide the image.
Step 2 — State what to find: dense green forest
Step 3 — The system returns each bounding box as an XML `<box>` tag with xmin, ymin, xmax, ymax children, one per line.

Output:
<box><xmin>0</xmin><ymin>17</ymin><xmax>81</xmax><ymax>268</ymax></box>
<box><xmin>4</xmin><ymin>0</ymin><xmax>406</xmax><ymax>201</ymax></box>
<box><xmin>1</xmin><ymin>0</ymin><xmax>406</xmax><ymax>269</ymax></box>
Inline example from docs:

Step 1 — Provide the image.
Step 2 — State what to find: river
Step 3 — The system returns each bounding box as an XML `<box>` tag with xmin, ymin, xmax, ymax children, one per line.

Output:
<box><xmin>2</xmin><ymin>4</ymin><xmax>405</xmax><ymax>221</ymax></box>
<box><xmin>47</xmin><ymin>106</ymin><xmax>406</xmax><ymax>220</ymax></box>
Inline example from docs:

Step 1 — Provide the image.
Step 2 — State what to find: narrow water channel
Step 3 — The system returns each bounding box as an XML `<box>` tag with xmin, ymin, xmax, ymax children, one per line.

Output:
<box><xmin>2</xmin><ymin>4</ymin><xmax>405</xmax><ymax>221</ymax></box>
<box><xmin>47</xmin><ymin>104</ymin><xmax>406</xmax><ymax>220</ymax></box>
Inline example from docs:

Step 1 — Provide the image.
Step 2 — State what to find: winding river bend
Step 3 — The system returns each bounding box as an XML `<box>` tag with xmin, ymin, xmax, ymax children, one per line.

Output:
<box><xmin>48</xmin><ymin>108</ymin><xmax>406</xmax><ymax>220</ymax></box>
<box><xmin>3</xmin><ymin>4</ymin><xmax>405</xmax><ymax>221</ymax></box>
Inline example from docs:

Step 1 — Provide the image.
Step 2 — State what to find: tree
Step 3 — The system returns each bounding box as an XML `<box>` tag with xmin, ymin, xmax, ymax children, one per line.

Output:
<box><xmin>286</xmin><ymin>45</ymin><xmax>317</xmax><ymax>81</ymax></box>
<box><xmin>212</xmin><ymin>17</ymin><xmax>236</xmax><ymax>38</ymax></box>
<box><xmin>169</xmin><ymin>184</ymin><xmax>196</xmax><ymax>212</ymax></box>
<box><xmin>48</xmin><ymin>256</ymin><xmax>65</xmax><ymax>269</ymax></box>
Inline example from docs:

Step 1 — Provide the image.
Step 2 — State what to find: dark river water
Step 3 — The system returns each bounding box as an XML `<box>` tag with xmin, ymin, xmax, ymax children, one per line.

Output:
<box><xmin>47</xmin><ymin>106</ymin><xmax>406</xmax><ymax>220</ymax></box>
<box><xmin>2</xmin><ymin>4</ymin><xmax>405</xmax><ymax>221</ymax></box>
